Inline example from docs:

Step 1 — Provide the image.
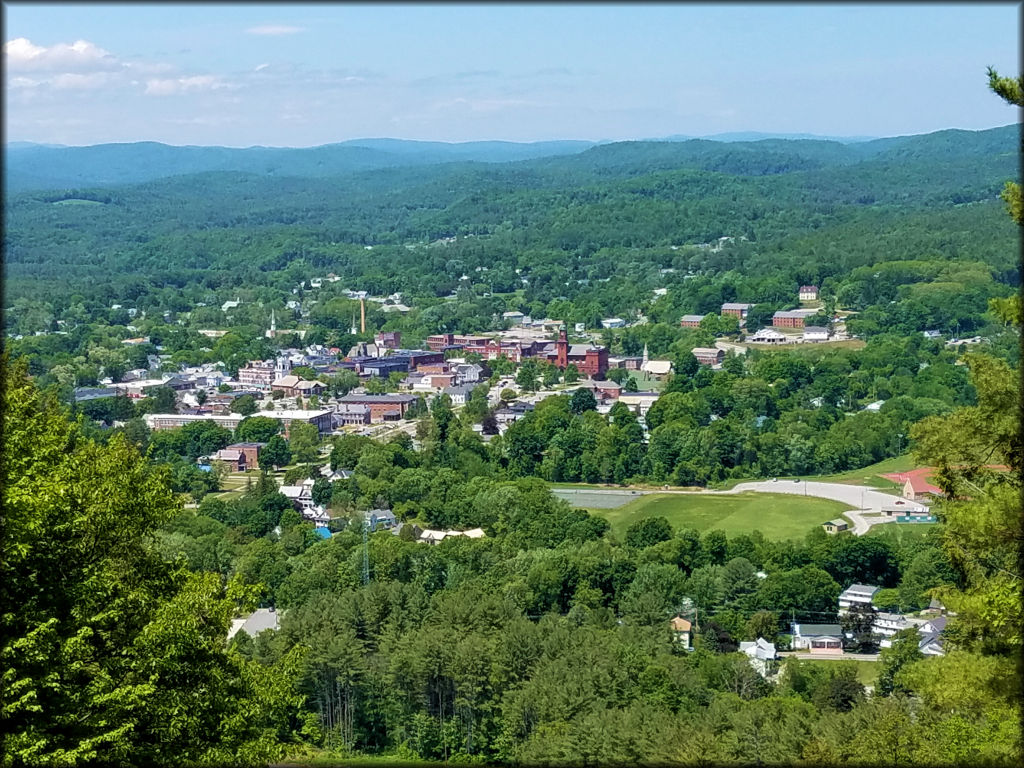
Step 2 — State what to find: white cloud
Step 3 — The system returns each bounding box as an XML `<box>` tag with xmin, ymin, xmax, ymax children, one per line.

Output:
<box><xmin>4</xmin><ymin>37</ymin><xmax>120</xmax><ymax>72</ymax></box>
<box><xmin>254</xmin><ymin>63</ymin><xmax>270</xmax><ymax>72</ymax></box>
<box><xmin>144</xmin><ymin>75</ymin><xmax>230</xmax><ymax>96</ymax></box>
<box><xmin>246</xmin><ymin>25</ymin><xmax>304</xmax><ymax>36</ymax></box>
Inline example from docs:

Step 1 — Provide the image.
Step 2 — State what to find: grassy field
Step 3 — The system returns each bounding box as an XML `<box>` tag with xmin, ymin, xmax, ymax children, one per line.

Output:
<box><xmin>813</xmin><ymin>455</ymin><xmax>917</xmax><ymax>487</ymax></box>
<box><xmin>797</xmin><ymin>658</ymin><xmax>880</xmax><ymax>686</ymax></box>
<box><xmin>865</xmin><ymin>521</ymin><xmax>940</xmax><ymax>545</ymax></box>
<box><xmin>716</xmin><ymin>455</ymin><xmax>916</xmax><ymax>491</ymax></box>
<box><xmin>588</xmin><ymin>492</ymin><xmax>852</xmax><ymax>541</ymax></box>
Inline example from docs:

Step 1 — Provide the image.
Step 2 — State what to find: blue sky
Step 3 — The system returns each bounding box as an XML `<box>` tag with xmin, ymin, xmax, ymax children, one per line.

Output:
<box><xmin>4</xmin><ymin>3</ymin><xmax>1020</xmax><ymax>146</ymax></box>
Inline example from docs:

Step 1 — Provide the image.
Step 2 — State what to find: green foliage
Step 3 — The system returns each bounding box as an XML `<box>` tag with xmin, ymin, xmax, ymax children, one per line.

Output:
<box><xmin>261</xmin><ymin>435</ymin><xmax>292</xmax><ymax>470</ymax></box>
<box><xmin>1</xmin><ymin>358</ymin><xmax>307</xmax><ymax>765</ymax></box>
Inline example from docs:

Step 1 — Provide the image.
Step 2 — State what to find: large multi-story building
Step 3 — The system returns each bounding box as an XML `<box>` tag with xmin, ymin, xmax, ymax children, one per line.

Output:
<box><xmin>692</xmin><ymin>347</ymin><xmax>725</xmax><ymax>366</ymax></box>
<box><xmin>679</xmin><ymin>314</ymin><xmax>706</xmax><ymax>328</ymax></box>
<box><xmin>772</xmin><ymin>310</ymin><xmax>808</xmax><ymax>329</ymax></box>
<box><xmin>337</xmin><ymin>393</ymin><xmax>418</xmax><ymax>422</ymax></box>
<box><xmin>144</xmin><ymin>409</ymin><xmax>332</xmax><ymax>436</ymax></box>
<box><xmin>425</xmin><ymin>333</ymin><xmax>490</xmax><ymax>351</ymax></box>
<box><xmin>237</xmin><ymin>357</ymin><xmax>290</xmax><ymax>390</ymax></box>
<box><xmin>721</xmin><ymin>302</ymin><xmax>754</xmax><ymax>319</ymax></box>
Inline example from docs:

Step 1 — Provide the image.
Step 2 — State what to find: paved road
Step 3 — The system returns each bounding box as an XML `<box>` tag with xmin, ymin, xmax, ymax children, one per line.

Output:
<box><xmin>552</xmin><ymin>480</ymin><xmax>928</xmax><ymax>536</ymax></box>
<box><xmin>778</xmin><ymin>651</ymin><xmax>881</xmax><ymax>661</ymax></box>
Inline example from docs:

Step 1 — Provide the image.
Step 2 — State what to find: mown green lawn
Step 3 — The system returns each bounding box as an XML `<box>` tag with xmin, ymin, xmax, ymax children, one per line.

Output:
<box><xmin>797</xmin><ymin>658</ymin><xmax>880</xmax><ymax>686</ymax></box>
<box><xmin>589</xmin><ymin>492</ymin><xmax>852</xmax><ymax>541</ymax></box>
<box><xmin>716</xmin><ymin>454</ymin><xmax>916</xmax><ymax>491</ymax></box>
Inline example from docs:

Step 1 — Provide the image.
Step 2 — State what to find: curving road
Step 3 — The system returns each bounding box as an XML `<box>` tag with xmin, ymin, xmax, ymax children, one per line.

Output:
<box><xmin>552</xmin><ymin>480</ymin><xmax>929</xmax><ymax>535</ymax></box>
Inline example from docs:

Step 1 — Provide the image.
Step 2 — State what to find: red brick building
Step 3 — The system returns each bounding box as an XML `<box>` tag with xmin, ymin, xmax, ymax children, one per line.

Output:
<box><xmin>680</xmin><ymin>314</ymin><xmax>705</xmax><ymax>328</ymax></box>
<box><xmin>545</xmin><ymin>329</ymin><xmax>609</xmax><ymax>378</ymax></box>
<box><xmin>772</xmin><ymin>311</ymin><xmax>806</xmax><ymax>329</ymax></box>
<box><xmin>692</xmin><ymin>347</ymin><xmax>725</xmax><ymax>366</ymax></box>
<box><xmin>337</xmin><ymin>394</ymin><xmax>418</xmax><ymax>422</ymax></box>
<box><xmin>721</xmin><ymin>303</ymin><xmax>754</xmax><ymax>319</ymax></box>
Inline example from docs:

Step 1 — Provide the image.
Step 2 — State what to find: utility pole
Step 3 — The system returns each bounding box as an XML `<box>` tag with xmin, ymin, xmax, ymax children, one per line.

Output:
<box><xmin>362</xmin><ymin>519</ymin><xmax>370</xmax><ymax>585</ymax></box>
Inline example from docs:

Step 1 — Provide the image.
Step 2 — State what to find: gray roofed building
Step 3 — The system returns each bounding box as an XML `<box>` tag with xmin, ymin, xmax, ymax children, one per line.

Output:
<box><xmin>227</xmin><ymin>608</ymin><xmax>279</xmax><ymax>640</ymax></box>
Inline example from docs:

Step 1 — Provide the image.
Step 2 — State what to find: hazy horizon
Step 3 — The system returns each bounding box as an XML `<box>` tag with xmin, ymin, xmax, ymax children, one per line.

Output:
<box><xmin>5</xmin><ymin>3</ymin><xmax>1020</xmax><ymax>147</ymax></box>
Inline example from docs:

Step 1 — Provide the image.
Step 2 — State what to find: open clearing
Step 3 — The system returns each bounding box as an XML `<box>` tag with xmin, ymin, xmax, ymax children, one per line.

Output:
<box><xmin>795</xmin><ymin>658</ymin><xmax>880</xmax><ymax>686</ymax></box>
<box><xmin>585</xmin><ymin>491</ymin><xmax>852</xmax><ymax>541</ymax></box>
<box><xmin>865</xmin><ymin>522</ymin><xmax>940</xmax><ymax>545</ymax></box>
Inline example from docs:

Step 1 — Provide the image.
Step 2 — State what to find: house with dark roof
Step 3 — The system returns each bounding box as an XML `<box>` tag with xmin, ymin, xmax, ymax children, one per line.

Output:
<box><xmin>791</xmin><ymin>623</ymin><xmax>844</xmax><ymax>653</ymax></box>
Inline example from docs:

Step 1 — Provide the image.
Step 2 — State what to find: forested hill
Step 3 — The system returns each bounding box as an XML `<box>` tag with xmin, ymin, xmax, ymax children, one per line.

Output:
<box><xmin>3</xmin><ymin>138</ymin><xmax>598</xmax><ymax>192</ymax></box>
<box><xmin>4</xmin><ymin>122</ymin><xmax>1019</xmax><ymax>345</ymax></box>
<box><xmin>4</xmin><ymin>125</ymin><xmax>1015</xmax><ymax>193</ymax></box>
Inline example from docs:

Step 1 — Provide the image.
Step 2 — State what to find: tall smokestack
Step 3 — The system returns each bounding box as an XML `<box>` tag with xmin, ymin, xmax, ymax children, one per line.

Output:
<box><xmin>360</xmin><ymin>298</ymin><xmax>366</xmax><ymax>334</ymax></box>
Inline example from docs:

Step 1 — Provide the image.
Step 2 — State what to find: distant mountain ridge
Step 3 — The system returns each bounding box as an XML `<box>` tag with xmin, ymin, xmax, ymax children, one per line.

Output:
<box><xmin>4</xmin><ymin>125</ymin><xmax>1016</xmax><ymax>193</ymax></box>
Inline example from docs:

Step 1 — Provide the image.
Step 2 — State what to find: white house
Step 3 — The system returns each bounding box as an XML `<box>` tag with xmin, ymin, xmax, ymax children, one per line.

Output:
<box><xmin>922</xmin><ymin>330</ymin><xmax>942</xmax><ymax>339</ymax></box>
<box><xmin>790</xmin><ymin>623</ymin><xmax>844</xmax><ymax>654</ymax></box>
<box><xmin>803</xmin><ymin>326</ymin><xmax>830</xmax><ymax>342</ymax></box>
<box><xmin>839</xmin><ymin>584</ymin><xmax>880</xmax><ymax>613</ymax></box>
<box><xmin>601</xmin><ymin>318</ymin><xmax>626</xmax><ymax>329</ymax></box>
<box><xmin>739</xmin><ymin>638</ymin><xmax>778</xmax><ymax>676</ymax></box>
<box><xmin>444</xmin><ymin>384</ymin><xmax>475</xmax><ymax>405</ymax></box>
<box><xmin>670</xmin><ymin>616</ymin><xmax>692</xmax><ymax>649</ymax></box>
<box><xmin>917</xmin><ymin>616</ymin><xmax>948</xmax><ymax>656</ymax></box>
<box><xmin>799</xmin><ymin>285</ymin><xmax>819</xmax><ymax>301</ymax></box>
<box><xmin>280</xmin><ymin>484</ymin><xmax>315</xmax><ymax>510</ymax></box>
<box><xmin>874</xmin><ymin>612</ymin><xmax>911</xmax><ymax>647</ymax></box>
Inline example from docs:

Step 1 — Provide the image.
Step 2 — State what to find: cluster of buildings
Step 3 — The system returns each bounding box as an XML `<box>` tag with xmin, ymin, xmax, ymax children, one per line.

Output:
<box><xmin>426</xmin><ymin>328</ymin><xmax>612</xmax><ymax>378</ymax></box>
<box><xmin>788</xmin><ymin>584</ymin><xmax>949</xmax><ymax>658</ymax></box>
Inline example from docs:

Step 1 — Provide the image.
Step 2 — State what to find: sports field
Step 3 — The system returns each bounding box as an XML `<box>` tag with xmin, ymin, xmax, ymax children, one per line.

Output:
<box><xmin>586</xmin><ymin>491</ymin><xmax>853</xmax><ymax>541</ymax></box>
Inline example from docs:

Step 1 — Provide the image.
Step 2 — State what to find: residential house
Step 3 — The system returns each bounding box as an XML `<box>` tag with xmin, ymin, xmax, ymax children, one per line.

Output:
<box><xmin>917</xmin><ymin>616</ymin><xmax>948</xmax><ymax>656</ymax></box>
<box><xmin>739</xmin><ymin>638</ymin><xmax>778</xmax><ymax>676</ymax></box>
<box><xmin>454</xmin><ymin>363</ymin><xmax>485</xmax><ymax>385</ymax></box>
<box><xmin>601</xmin><ymin>318</ymin><xmax>626</xmax><ymax>328</ymax></box>
<box><xmin>790</xmin><ymin>623</ymin><xmax>844</xmax><ymax>654</ymax></box>
<box><xmin>679</xmin><ymin>314</ymin><xmax>705</xmax><ymax>328</ymax></box>
<box><xmin>280</xmin><ymin>484</ymin><xmax>315</xmax><ymax>510</ymax></box>
<box><xmin>418</xmin><ymin>527</ymin><xmax>485</xmax><ymax>544</ymax></box>
<box><xmin>494</xmin><ymin>401</ymin><xmax>535</xmax><ymax>425</ymax></box>
<box><xmin>335</xmin><ymin>402</ymin><xmax>371</xmax><ymax>426</ymax></box>
<box><xmin>922</xmin><ymin>330</ymin><xmax>942</xmax><ymax>339</ymax></box>
<box><xmin>444</xmin><ymin>384</ymin><xmax>475</xmax><ymax>405</ymax></box>
<box><xmin>839</xmin><ymin>584</ymin><xmax>880</xmax><ymax>613</ymax></box>
<box><xmin>617</xmin><ymin>391</ymin><xmax>661</xmax><ymax>418</ymax></box>
<box><xmin>364</xmin><ymin>509</ymin><xmax>397</xmax><ymax>532</ymax></box>
<box><xmin>670</xmin><ymin>616</ymin><xmax>692</xmax><ymax>649</ymax></box>
<box><xmin>822</xmin><ymin>518</ymin><xmax>849</xmax><ymax>534</ymax></box>
<box><xmin>692</xmin><ymin>347</ymin><xmax>725</xmax><ymax>366</ymax></box>
<box><xmin>502</xmin><ymin>311</ymin><xmax>526</xmax><ymax>325</ymax></box>
<box><xmin>227</xmin><ymin>608</ymin><xmax>279</xmax><ymax>641</ymax></box>
<box><xmin>803</xmin><ymin>326</ymin><xmax>830</xmax><ymax>342</ymax></box>
<box><xmin>320</xmin><ymin>465</ymin><xmax>352</xmax><ymax>482</ymax></box>
<box><xmin>874</xmin><ymin>612</ymin><xmax>911</xmax><ymax>647</ymax></box>
<box><xmin>799</xmin><ymin>285</ymin><xmax>819</xmax><ymax>301</ymax></box>
<box><xmin>209</xmin><ymin>448</ymin><xmax>246</xmax><ymax>472</ymax></box>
